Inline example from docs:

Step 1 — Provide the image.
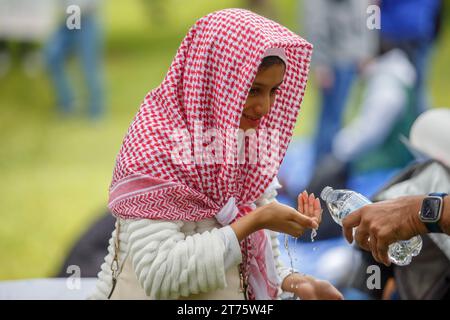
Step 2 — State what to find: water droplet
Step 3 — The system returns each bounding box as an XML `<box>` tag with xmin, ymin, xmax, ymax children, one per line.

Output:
<box><xmin>310</xmin><ymin>228</ymin><xmax>317</xmax><ymax>242</ymax></box>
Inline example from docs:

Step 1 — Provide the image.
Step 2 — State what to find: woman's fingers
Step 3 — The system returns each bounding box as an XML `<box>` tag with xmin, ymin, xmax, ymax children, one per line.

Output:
<box><xmin>303</xmin><ymin>191</ymin><xmax>309</xmax><ymax>206</ymax></box>
<box><xmin>297</xmin><ymin>193</ymin><xmax>305</xmax><ymax>214</ymax></box>
<box><xmin>298</xmin><ymin>191</ymin><xmax>322</xmax><ymax>222</ymax></box>
<box><xmin>298</xmin><ymin>191</ymin><xmax>309</xmax><ymax>214</ymax></box>
<box><xmin>296</xmin><ymin>190</ymin><xmax>322</xmax><ymax>229</ymax></box>
<box><xmin>313</xmin><ymin>197</ymin><xmax>322</xmax><ymax>224</ymax></box>
<box><xmin>308</xmin><ymin>193</ymin><xmax>315</xmax><ymax>217</ymax></box>
<box><xmin>322</xmin><ymin>283</ymin><xmax>345</xmax><ymax>300</ymax></box>
<box><xmin>313</xmin><ymin>197</ymin><xmax>321</xmax><ymax>211</ymax></box>
<box><xmin>295</xmin><ymin>282</ymin><xmax>316</xmax><ymax>300</ymax></box>
<box><xmin>295</xmin><ymin>277</ymin><xmax>344</xmax><ymax>300</ymax></box>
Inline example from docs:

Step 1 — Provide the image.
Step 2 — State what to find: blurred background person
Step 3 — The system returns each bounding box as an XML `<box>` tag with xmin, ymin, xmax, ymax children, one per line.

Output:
<box><xmin>380</xmin><ymin>0</ymin><xmax>443</xmax><ymax>115</ymax></box>
<box><xmin>0</xmin><ymin>0</ymin><xmax>55</xmax><ymax>77</ymax></box>
<box><xmin>45</xmin><ymin>0</ymin><xmax>104</xmax><ymax>120</ymax></box>
<box><xmin>331</xmin><ymin>47</ymin><xmax>416</xmax><ymax>198</ymax></box>
<box><xmin>303</xmin><ymin>0</ymin><xmax>378</xmax><ymax>167</ymax></box>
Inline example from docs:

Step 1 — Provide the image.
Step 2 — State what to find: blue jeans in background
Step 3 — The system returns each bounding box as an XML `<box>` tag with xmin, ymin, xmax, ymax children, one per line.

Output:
<box><xmin>45</xmin><ymin>14</ymin><xmax>104</xmax><ymax>119</ymax></box>
<box><xmin>313</xmin><ymin>64</ymin><xmax>357</xmax><ymax>163</ymax></box>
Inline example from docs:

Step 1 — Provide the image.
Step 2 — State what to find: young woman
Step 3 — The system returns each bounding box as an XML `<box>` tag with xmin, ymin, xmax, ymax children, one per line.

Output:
<box><xmin>91</xmin><ymin>8</ymin><xmax>343</xmax><ymax>300</ymax></box>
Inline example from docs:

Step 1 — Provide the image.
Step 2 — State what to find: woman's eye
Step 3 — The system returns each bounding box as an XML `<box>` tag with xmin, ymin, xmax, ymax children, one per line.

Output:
<box><xmin>249</xmin><ymin>88</ymin><xmax>259</xmax><ymax>95</ymax></box>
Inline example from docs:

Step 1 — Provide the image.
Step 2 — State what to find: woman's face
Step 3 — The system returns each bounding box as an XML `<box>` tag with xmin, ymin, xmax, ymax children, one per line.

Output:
<box><xmin>239</xmin><ymin>63</ymin><xmax>285</xmax><ymax>130</ymax></box>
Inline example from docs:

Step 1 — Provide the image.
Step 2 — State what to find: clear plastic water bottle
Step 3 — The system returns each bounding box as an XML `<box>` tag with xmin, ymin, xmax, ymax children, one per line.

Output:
<box><xmin>320</xmin><ymin>186</ymin><xmax>423</xmax><ymax>266</ymax></box>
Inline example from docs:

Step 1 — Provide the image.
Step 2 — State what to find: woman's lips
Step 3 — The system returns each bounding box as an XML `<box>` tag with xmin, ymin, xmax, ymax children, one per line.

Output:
<box><xmin>243</xmin><ymin>114</ymin><xmax>261</xmax><ymax>127</ymax></box>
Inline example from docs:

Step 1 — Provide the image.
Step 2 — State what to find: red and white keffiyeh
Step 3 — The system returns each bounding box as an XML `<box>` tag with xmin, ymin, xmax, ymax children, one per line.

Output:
<box><xmin>109</xmin><ymin>8</ymin><xmax>312</xmax><ymax>299</ymax></box>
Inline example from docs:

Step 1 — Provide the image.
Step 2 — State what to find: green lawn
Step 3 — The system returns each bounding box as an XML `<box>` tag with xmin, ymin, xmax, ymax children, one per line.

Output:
<box><xmin>0</xmin><ymin>0</ymin><xmax>449</xmax><ymax>280</ymax></box>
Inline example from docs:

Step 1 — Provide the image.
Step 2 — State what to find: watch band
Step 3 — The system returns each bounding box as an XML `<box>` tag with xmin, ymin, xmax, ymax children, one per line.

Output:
<box><xmin>424</xmin><ymin>193</ymin><xmax>447</xmax><ymax>233</ymax></box>
<box><xmin>425</xmin><ymin>219</ymin><xmax>443</xmax><ymax>233</ymax></box>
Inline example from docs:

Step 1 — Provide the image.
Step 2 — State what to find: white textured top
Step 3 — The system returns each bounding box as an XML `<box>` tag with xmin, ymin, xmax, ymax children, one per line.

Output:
<box><xmin>90</xmin><ymin>178</ymin><xmax>295</xmax><ymax>300</ymax></box>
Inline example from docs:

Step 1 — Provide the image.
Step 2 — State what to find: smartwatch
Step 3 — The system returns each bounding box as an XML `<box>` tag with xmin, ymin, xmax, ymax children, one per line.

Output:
<box><xmin>419</xmin><ymin>193</ymin><xmax>447</xmax><ymax>233</ymax></box>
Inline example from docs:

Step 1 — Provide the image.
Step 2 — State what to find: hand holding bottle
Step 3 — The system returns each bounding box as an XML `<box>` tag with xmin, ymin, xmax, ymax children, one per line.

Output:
<box><xmin>321</xmin><ymin>186</ymin><xmax>423</xmax><ymax>266</ymax></box>
<box><xmin>342</xmin><ymin>195</ymin><xmax>427</xmax><ymax>266</ymax></box>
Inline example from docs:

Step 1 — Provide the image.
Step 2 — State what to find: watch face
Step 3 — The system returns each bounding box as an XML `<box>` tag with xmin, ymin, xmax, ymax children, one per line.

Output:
<box><xmin>421</xmin><ymin>197</ymin><xmax>441</xmax><ymax>221</ymax></box>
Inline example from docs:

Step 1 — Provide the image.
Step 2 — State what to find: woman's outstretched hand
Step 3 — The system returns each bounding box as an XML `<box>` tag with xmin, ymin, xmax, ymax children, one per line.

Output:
<box><xmin>257</xmin><ymin>201</ymin><xmax>319</xmax><ymax>238</ymax></box>
<box><xmin>230</xmin><ymin>192</ymin><xmax>322</xmax><ymax>241</ymax></box>
<box><xmin>298</xmin><ymin>190</ymin><xmax>322</xmax><ymax>227</ymax></box>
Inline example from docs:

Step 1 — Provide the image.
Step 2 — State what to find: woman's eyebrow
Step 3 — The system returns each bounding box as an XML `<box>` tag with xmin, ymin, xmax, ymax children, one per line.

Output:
<box><xmin>252</xmin><ymin>80</ymin><xmax>284</xmax><ymax>87</ymax></box>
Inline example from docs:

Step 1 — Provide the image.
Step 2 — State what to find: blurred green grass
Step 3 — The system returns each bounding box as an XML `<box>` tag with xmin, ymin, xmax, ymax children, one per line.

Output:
<box><xmin>0</xmin><ymin>0</ymin><xmax>449</xmax><ymax>280</ymax></box>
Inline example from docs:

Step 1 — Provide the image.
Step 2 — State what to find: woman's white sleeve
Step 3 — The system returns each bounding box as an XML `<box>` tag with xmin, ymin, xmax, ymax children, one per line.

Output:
<box><xmin>216</xmin><ymin>225</ymin><xmax>243</xmax><ymax>270</ymax></box>
<box><xmin>126</xmin><ymin>219</ymin><xmax>241</xmax><ymax>299</ymax></box>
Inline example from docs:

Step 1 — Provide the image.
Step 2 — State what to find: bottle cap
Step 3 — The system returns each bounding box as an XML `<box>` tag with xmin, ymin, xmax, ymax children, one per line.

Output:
<box><xmin>320</xmin><ymin>186</ymin><xmax>333</xmax><ymax>201</ymax></box>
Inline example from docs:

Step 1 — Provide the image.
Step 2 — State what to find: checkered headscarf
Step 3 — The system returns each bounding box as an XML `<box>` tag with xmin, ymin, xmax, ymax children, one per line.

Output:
<box><xmin>109</xmin><ymin>9</ymin><xmax>312</xmax><ymax>299</ymax></box>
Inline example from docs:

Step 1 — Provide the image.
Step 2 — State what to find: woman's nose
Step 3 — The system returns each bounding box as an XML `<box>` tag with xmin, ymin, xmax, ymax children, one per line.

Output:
<box><xmin>254</xmin><ymin>96</ymin><xmax>271</xmax><ymax>117</ymax></box>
